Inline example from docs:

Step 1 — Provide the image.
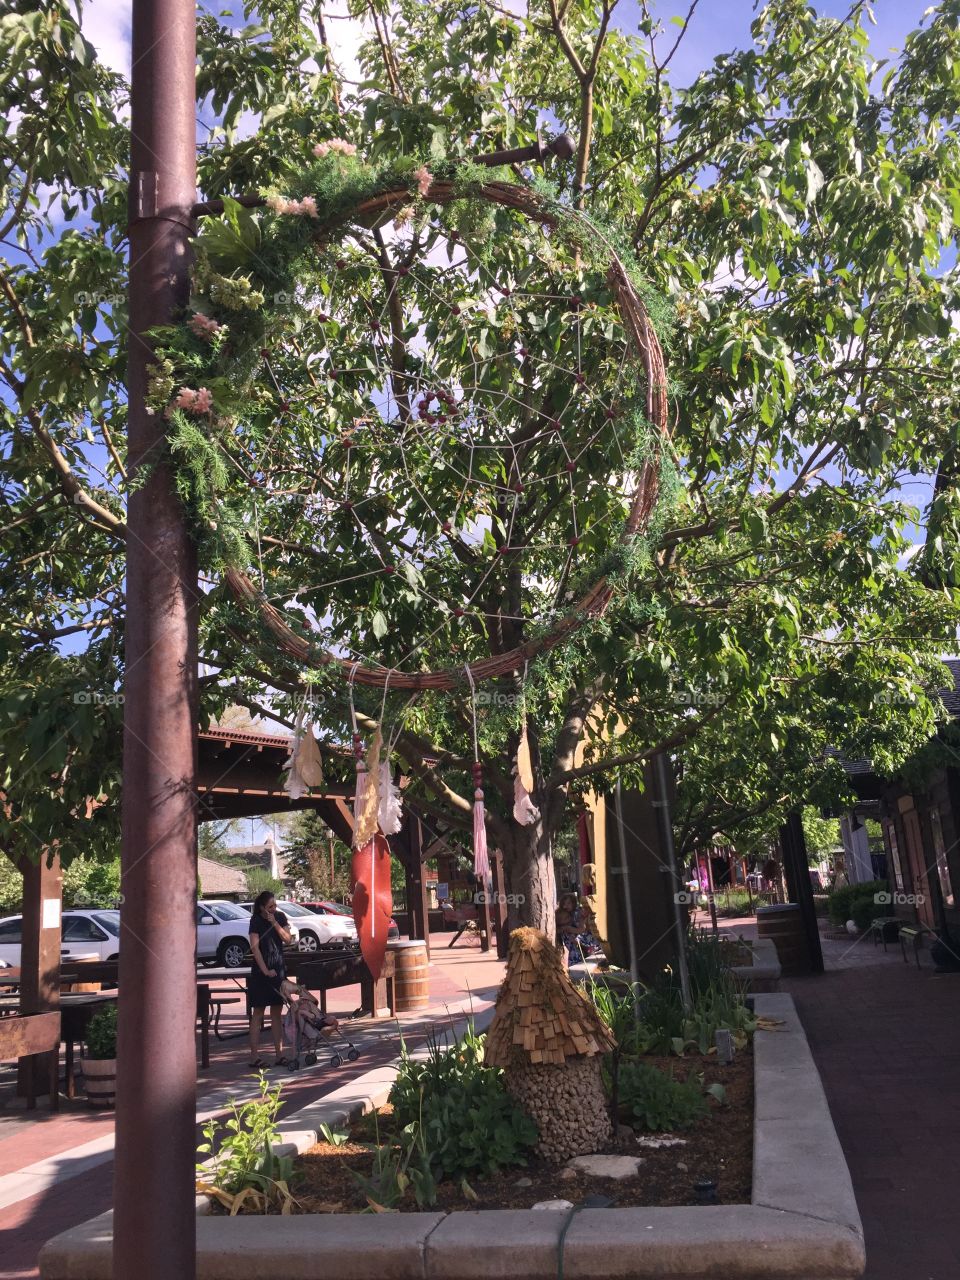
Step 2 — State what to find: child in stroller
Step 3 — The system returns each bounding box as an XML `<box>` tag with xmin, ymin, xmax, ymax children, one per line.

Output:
<box><xmin>280</xmin><ymin>980</ymin><xmax>360</xmax><ymax>1070</ymax></box>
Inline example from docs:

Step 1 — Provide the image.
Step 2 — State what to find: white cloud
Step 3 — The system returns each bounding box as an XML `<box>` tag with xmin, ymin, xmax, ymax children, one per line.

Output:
<box><xmin>80</xmin><ymin>0</ymin><xmax>132</xmax><ymax>77</ymax></box>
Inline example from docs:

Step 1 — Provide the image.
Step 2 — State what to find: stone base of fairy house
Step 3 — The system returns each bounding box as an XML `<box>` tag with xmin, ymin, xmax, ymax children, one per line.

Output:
<box><xmin>506</xmin><ymin>1055</ymin><xmax>612</xmax><ymax>1163</ymax></box>
<box><xmin>485</xmin><ymin>927</ymin><xmax>616</xmax><ymax>1164</ymax></box>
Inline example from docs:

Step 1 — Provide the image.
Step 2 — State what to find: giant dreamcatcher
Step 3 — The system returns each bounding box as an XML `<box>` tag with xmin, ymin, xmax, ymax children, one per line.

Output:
<box><xmin>159</xmin><ymin>151</ymin><xmax>671</xmax><ymax>977</ymax></box>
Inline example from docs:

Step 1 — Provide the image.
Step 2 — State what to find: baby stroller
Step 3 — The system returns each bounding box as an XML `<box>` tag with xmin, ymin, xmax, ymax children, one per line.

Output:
<box><xmin>281</xmin><ymin>981</ymin><xmax>360</xmax><ymax>1071</ymax></box>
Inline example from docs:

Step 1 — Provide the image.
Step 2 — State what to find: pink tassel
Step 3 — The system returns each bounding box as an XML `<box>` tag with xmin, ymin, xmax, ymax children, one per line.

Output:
<box><xmin>352</xmin><ymin>732</ymin><xmax>366</xmax><ymax>834</ymax></box>
<box><xmin>472</xmin><ymin>761</ymin><xmax>490</xmax><ymax>885</ymax></box>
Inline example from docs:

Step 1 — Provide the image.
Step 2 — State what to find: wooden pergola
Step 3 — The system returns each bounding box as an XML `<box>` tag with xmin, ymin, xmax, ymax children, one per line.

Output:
<box><xmin>15</xmin><ymin>725</ymin><xmax>441</xmax><ymax>1097</ymax></box>
<box><xmin>195</xmin><ymin>727</ymin><xmax>354</xmax><ymax>842</ymax></box>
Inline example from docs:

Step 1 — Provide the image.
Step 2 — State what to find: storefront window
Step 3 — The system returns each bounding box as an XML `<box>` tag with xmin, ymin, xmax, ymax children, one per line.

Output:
<box><xmin>929</xmin><ymin>807</ymin><xmax>955</xmax><ymax>910</ymax></box>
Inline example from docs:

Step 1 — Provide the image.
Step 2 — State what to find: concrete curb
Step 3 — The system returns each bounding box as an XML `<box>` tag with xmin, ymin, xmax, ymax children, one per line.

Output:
<box><xmin>731</xmin><ymin>937</ymin><xmax>782</xmax><ymax>993</ymax></box>
<box><xmin>39</xmin><ymin>994</ymin><xmax>864</xmax><ymax>1279</ymax></box>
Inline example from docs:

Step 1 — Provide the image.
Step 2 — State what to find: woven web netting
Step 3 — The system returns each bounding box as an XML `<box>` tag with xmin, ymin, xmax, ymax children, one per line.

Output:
<box><xmin>200</xmin><ymin>180</ymin><xmax>669</xmax><ymax>690</ymax></box>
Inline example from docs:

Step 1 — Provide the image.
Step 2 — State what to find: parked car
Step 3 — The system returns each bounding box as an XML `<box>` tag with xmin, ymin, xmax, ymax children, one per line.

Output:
<box><xmin>239</xmin><ymin>900</ymin><xmax>358</xmax><ymax>952</ymax></box>
<box><xmin>301</xmin><ymin>899</ymin><xmax>400</xmax><ymax>941</ymax></box>
<box><xmin>0</xmin><ymin>909</ymin><xmax>123</xmax><ymax>967</ymax></box>
<box><xmin>197</xmin><ymin>899</ymin><xmax>298</xmax><ymax>968</ymax></box>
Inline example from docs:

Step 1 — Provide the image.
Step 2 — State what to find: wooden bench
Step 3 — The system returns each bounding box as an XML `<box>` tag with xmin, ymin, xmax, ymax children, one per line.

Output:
<box><xmin>0</xmin><ymin>1012</ymin><xmax>60</xmax><ymax>1109</ymax></box>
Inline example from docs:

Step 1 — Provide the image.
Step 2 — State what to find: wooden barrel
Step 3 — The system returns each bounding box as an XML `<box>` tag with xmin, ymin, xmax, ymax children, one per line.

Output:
<box><xmin>81</xmin><ymin>1056</ymin><xmax>116</xmax><ymax>1108</ymax></box>
<box><xmin>387</xmin><ymin>940</ymin><xmax>430</xmax><ymax>1012</ymax></box>
<box><xmin>756</xmin><ymin>903</ymin><xmax>810</xmax><ymax>975</ymax></box>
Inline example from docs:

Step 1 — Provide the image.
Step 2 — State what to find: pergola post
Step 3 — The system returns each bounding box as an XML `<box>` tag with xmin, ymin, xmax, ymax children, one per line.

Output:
<box><xmin>16</xmin><ymin>850</ymin><xmax>61</xmax><ymax>1100</ymax></box>
<box><xmin>404</xmin><ymin>812</ymin><xmax>431</xmax><ymax>958</ymax></box>
<box><xmin>114</xmin><ymin>0</ymin><xmax>199</xmax><ymax>1275</ymax></box>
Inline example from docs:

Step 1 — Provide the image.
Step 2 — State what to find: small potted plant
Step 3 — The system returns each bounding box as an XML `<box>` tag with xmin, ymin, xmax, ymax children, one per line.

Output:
<box><xmin>81</xmin><ymin>1005</ymin><xmax>118</xmax><ymax>1108</ymax></box>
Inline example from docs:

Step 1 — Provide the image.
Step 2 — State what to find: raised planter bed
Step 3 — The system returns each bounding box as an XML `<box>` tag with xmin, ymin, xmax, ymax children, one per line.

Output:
<box><xmin>40</xmin><ymin>993</ymin><xmax>864</xmax><ymax>1279</ymax></box>
<box><xmin>729</xmin><ymin>937</ymin><xmax>781</xmax><ymax>993</ymax></box>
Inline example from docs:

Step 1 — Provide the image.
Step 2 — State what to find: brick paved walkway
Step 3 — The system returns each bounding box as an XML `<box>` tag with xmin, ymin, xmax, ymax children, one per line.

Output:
<box><xmin>781</xmin><ymin>935</ymin><xmax>960</xmax><ymax>1280</ymax></box>
<box><xmin>0</xmin><ymin>941</ymin><xmax>505</xmax><ymax>1279</ymax></box>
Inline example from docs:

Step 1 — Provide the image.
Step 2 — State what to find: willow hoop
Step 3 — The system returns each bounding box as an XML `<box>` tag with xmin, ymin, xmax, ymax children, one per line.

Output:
<box><xmin>219</xmin><ymin>177</ymin><xmax>669</xmax><ymax>691</ymax></box>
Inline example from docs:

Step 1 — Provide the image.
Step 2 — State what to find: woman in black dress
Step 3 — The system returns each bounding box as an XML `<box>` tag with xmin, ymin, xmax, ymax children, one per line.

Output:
<box><xmin>247</xmin><ymin>891</ymin><xmax>293</xmax><ymax>1068</ymax></box>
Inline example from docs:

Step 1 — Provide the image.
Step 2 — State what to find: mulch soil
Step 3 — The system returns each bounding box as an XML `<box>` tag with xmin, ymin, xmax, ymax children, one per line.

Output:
<box><xmin>282</xmin><ymin>1045</ymin><xmax>752</xmax><ymax>1213</ymax></box>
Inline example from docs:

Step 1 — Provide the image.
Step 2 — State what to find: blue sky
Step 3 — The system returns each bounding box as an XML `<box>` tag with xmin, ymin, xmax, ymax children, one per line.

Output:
<box><xmin>79</xmin><ymin>1</ymin><xmax>936</xmax><ymax>86</ymax></box>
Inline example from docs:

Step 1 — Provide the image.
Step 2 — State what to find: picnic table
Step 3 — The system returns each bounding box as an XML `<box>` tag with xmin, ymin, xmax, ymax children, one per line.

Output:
<box><xmin>0</xmin><ymin>991</ymin><xmax>117</xmax><ymax>1100</ymax></box>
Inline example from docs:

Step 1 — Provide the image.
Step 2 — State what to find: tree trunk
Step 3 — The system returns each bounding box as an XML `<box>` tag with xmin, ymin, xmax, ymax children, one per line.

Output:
<box><xmin>504</xmin><ymin>813</ymin><xmax>558</xmax><ymax>938</ymax></box>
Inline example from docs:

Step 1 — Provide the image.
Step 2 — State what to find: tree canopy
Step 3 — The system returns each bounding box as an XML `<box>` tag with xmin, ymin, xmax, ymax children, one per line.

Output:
<box><xmin>3</xmin><ymin>0</ymin><xmax>960</xmax><ymax>930</ymax></box>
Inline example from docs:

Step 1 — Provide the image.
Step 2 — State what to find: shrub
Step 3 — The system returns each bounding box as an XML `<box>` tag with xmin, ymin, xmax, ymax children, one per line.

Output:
<box><xmin>615</xmin><ymin>1059</ymin><xmax>709</xmax><ymax>1132</ymax></box>
<box><xmin>84</xmin><ymin>1005</ymin><xmax>118</xmax><ymax>1059</ymax></box>
<box><xmin>388</xmin><ymin>1025</ymin><xmax>538</xmax><ymax>1180</ymax></box>
<box><xmin>849</xmin><ymin>891</ymin><xmax>887</xmax><ymax>932</ymax></box>
<box><xmin>827</xmin><ymin>880</ymin><xmax>888</xmax><ymax>926</ymax></box>
<box><xmin>713</xmin><ymin>889</ymin><xmax>755</xmax><ymax>918</ymax></box>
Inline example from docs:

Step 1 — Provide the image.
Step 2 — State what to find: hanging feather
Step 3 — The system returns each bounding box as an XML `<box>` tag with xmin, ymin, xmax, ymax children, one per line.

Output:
<box><xmin>294</xmin><ymin>725</ymin><xmax>324</xmax><ymax>788</ymax></box>
<box><xmin>512</xmin><ymin>721</ymin><xmax>539</xmax><ymax>825</ymax></box>
<box><xmin>283</xmin><ymin>707</ymin><xmax>308</xmax><ymax>800</ymax></box>
<box><xmin>513</xmin><ymin>773</ymin><xmax>539</xmax><ymax>826</ymax></box>
<box><xmin>353</xmin><ymin>728</ymin><xmax>382</xmax><ymax>850</ymax></box>
<box><xmin>472</xmin><ymin>761</ymin><xmax>490</xmax><ymax>885</ymax></box>
<box><xmin>516</xmin><ymin>722</ymin><xmax>535</xmax><ymax>793</ymax></box>
<box><xmin>378</xmin><ymin>762</ymin><xmax>403</xmax><ymax>835</ymax></box>
<box><xmin>351</xmin><ymin>832</ymin><xmax>393</xmax><ymax>980</ymax></box>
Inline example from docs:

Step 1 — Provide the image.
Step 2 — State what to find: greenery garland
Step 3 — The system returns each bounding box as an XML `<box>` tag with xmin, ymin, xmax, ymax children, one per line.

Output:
<box><xmin>148</xmin><ymin>145</ymin><xmax>677</xmax><ymax>690</ymax></box>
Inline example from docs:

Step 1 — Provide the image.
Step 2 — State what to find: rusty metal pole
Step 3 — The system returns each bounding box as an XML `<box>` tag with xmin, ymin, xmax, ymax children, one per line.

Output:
<box><xmin>114</xmin><ymin>0</ymin><xmax>198</xmax><ymax>1276</ymax></box>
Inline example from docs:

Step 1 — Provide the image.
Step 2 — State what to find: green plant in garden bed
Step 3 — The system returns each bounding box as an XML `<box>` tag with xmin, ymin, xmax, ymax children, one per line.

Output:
<box><xmin>586</xmin><ymin>928</ymin><xmax>757</xmax><ymax>1058</ymax></box>
<box><xmin>196</xmin><ymin>1072</ymin><xmax>297</xmax><ymax>1214</ymax></box>
<box><xmin>387</xmin><ymin>1024</ymin><xmax>538</xmax><ymax>1182</ymax></box>
<box><xmin>613</xmin><ymin>1059</ymin><xmax>710</xmax><ymax>1132</ymax></box>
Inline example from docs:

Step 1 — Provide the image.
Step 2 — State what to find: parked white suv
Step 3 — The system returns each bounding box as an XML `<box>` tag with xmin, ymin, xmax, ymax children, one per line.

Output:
<box><xmin>0</xmin><ymin>909</ymin><xmax>122</xmax><ymax>966</ymax></box>
<box><xmin>197</xmin><ymin>900</ymin><xmax>299</xmax><ymax>968</ymax></box>
<box><xmin>239</xmin><ymin>900</ymin><xmax>358</xmax><ymax>952</ymax></box>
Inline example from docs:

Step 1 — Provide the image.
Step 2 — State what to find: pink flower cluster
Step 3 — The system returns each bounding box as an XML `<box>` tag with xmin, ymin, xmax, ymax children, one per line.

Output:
<box><xmin>175</xmin><ymin>386</ymin><xmax>213</xmax><ymax>415</ymax></box>
<box><xmin>313</xmin><ymin>138</ymin><xmax>358</xmax><ymax>158</ymax></box>
<box><xmin>413</xmin><ymin>165</ymin><xmax>433</xmax><ymax>197</ymax></box>
<box><xmin>188</xmin><ymin>312</ymin><xmax>221</xmax><ymax>340</ymax></box>
<box><xmin>266</xmin><ymin>195</ymin><xmax>319</xmax><ymax>218</ymax></box>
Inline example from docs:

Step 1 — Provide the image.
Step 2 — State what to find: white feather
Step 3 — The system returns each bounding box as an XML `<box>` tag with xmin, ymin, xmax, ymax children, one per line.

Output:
<box><xmin>284</xmin><ymin>709</ymin><xmax>307</xmax><ymax>800</ymax></box>
<box><xmin>378</xmin><ymin>762</ymin><xmax>403</xmax><ymax>835</ymax></box>
<box><xmin>513</xmin><ymin>773</ymin><xmax>539</xmax><ymax>826</ymax></box>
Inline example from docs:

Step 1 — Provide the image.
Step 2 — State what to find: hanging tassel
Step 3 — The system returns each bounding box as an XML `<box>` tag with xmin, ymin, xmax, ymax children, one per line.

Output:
<box><xmin>512</xmin><ymin>720</ymin><xmax>539</xmax><ymax>825</ymax></box>
<box><xmin>351</xmin><ymin>731</ymin><xmax>365</xmax><ymax>821</ymax></box>
<box><xmin>378</xmin><ymin>761</ymin><xmax>403</xmax><ymax>835</ymax></box>
<box><xmin>473</xmin><ymin>760</ymin><xmax>490</xmax><ymax>885</ymax></box>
